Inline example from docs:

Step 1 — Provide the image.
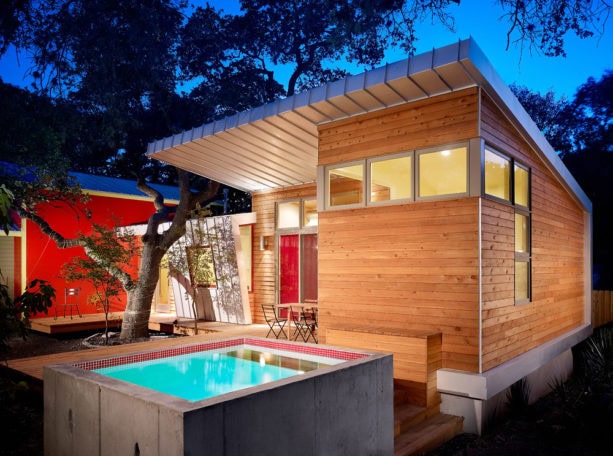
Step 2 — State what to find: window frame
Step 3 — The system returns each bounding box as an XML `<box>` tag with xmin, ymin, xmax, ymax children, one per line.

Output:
<box><xmin>367</xmin><ymin>151</ymin><xmax>415</xmax><ymax>206</ymax></box>
<box><xmin>325</xmin><ymin>160</ymin><xmax>366</xmax><ymax>209</ymax></box>
<box><xmin>415</xmin><ymin>144</ymin><xmax>470</xmax><ymax>201</ymax></box>
<box><xmin>483</xmin><ymin>147</ymin><xmax>512</xmax><ymax>203</ymax></box>
<box><xmin>483</xmin><ymin>147</ymin><xmax>532</xmax><ymax>305</ymax></box>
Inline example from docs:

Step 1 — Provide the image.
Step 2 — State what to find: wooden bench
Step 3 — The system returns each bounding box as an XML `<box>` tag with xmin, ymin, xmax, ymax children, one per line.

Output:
<box><xmin>325</xmin><ymin>324</ymin><xmax>442</xmax><ymax>407</ymax></box>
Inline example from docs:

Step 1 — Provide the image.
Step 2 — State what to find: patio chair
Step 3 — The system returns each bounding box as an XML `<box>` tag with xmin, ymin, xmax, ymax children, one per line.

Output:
<box><xmin>292</xmin><ymin>306</ymin><xmax>318</xmax><ymax>343</ymax></box>
<box><xmin>54</xmin><ymin>287</ymin><xmax>82</xmax><ymax>320</ymax></box>
<box><xmin>262</xmin><ymin>304</ymin><xmax>287</xmax><ymax>339</ymax></box>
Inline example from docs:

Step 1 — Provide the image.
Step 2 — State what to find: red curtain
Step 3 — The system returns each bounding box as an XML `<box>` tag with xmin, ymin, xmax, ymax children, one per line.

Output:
<box><xmin>279</xmin><ymin>234</ymin><xmax>299</xmax><ymax>304</ymax></box>
<box><xmin>303</xmin><ymin>234</ymin><xmax>318</xmax><ymax>302</ymax></box>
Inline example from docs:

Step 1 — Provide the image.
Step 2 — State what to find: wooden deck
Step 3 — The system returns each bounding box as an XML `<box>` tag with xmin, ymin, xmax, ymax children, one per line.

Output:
<box><xmin>6</xmin><ymin>321</ymin><xmax>270</xmax><ymax>382</ymax></box>
<box><xmin>30</xmin><ymin>312</ymin><xmax>125</xmax><ymax>334</ymax></box>
<box><xmin>29</xmin><ymin>311</ymin><xmax>220</xmax><ymax>335</ymax></box>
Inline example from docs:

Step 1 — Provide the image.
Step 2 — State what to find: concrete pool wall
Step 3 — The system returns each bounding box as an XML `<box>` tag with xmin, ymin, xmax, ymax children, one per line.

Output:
<box><xmin>44</xmin><ymin>337</ymin><xmax>393</xmax><ymax>455</ymax></box>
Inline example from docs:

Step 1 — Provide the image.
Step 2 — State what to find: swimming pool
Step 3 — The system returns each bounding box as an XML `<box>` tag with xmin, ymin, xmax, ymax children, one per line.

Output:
<box><xmin>45</xmin><ymin>337</ymin><xmax>394</xmax><ymax>455</ymax></box>
<box><xmin>92</xmin><ymin>344</ymin><xmax>345</xmax><ymax>401</ymax></box>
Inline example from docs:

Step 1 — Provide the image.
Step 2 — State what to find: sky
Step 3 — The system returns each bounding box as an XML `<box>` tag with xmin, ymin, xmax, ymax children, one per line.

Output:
<box><xmin>0</xmin><ymin>0</ymin><xmax>611</xmax><ymax>99</ymax></box>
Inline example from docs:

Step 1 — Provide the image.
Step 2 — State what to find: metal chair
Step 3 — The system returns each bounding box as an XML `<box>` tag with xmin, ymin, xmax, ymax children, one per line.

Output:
<box><xmin>55</xmin><ymin>287</ymin><xmax>82</xmax><ymax>320</ymax></box>
<box><xmin>262</xmin><ymin>304</ymin><xmax>287</xmax><ymax>339</ymax></box>
<box><xmin>292</xmin><ymin>307</ymin><xmax>318</xmax><ymax>343</ymax></box>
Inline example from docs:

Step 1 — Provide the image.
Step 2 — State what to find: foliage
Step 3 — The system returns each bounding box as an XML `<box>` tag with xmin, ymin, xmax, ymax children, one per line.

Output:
<box><xmin>62</xmin><ymin>224</ymin><xmax>139</xmax><ymax>343</ymax></box>
<box><xmin>498</xmin><ymin>0</ymin><xmax>610</xmax><ymax>57</ymax></box>
<box><xmin>0</xmin><ymin>276</ymin><xmax>54</xmax><ymax>356</ymax></box>
<box><xmin>506</xmin><ymin>376</ymin><xmax>532</xmax><ymax>417</ymax></box>
<box><xmin>0</xmin><ymin>184</ymin><xmax>15</xmax><ymax>235</ymax></box>
<box><xmin>513</xmin><ymin>71</ymin><xmax>613</xmax><ymax>289</ymax></box>
<box><xmin>510</xmin><ymin>84</ymin><xmax>576</xmax><ymax>156</ymax></box>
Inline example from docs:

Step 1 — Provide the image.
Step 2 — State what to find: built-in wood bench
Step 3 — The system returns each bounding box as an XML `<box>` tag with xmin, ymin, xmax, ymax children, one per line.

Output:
<box><xmin>325</xmin><ymin>324</ymin><xmax>442</xmax><ymax>408</ymax></box>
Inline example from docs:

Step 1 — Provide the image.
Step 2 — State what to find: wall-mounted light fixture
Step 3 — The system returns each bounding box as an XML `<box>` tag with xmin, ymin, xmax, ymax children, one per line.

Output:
<box><xmin>259</xmin><ymin>235</ymin><xmax>269</xmax><ymax>251</ymax></box>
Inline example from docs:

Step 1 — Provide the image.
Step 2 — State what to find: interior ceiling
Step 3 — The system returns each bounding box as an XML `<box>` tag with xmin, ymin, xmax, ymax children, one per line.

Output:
<box><xmin>146</xmin><ymin>38</ymin><xmax>590</xmax><ymax>212</ymax></box>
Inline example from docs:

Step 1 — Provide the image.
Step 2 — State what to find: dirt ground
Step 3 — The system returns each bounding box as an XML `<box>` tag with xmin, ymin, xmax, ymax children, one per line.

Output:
<box><xmin>2</xmin><ymin>331</ymin><xmax>613</xmax><ymax>455</ymax></box>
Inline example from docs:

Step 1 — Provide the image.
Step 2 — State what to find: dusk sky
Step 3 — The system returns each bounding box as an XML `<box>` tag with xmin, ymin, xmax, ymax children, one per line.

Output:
<box><xmin>0</xmin><ymin>0</ymin><xmax>611</xmax><ymax>99</ymax></box>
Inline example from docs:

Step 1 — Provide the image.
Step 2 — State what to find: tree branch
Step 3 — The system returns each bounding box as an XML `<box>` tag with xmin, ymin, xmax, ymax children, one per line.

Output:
<box><xmin>18</xmin><ymin>208</ymin><xmax>135</xmax><ymax>289</ymax></box>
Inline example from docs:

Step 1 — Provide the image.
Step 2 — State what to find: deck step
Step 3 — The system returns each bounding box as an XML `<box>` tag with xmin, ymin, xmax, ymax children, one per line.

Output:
<box><xmin>394</xmin><ymin>403</ymin><xmax>431</xmax><ymax>436</ymax></box>
<box><xmin>394</xmin><ymin>413</ymin><xmax>464</xmax><ymax>456</ymax></box>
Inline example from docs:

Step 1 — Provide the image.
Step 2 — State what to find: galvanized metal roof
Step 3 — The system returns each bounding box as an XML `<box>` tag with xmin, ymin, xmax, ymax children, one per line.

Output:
<box><xmin>147</xmin><ymin>38</ymin><xmax>590</xmax><ymax>211</ymax></box>
<box><xmin>72</xmin><ymin>172</ymin><xmax>181</xmax><ymax>201</ymax></box>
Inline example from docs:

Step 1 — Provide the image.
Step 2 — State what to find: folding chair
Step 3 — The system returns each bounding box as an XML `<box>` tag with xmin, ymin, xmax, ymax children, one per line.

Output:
<box><xmin>262</xmin><ymin>304</ymin><xmax>288</xmax><ymax>339</ymax></box>
<box><xmin>54</xmin><ymin>287</ymin><xmax>82</xmax><ymax>320</ymax></box>
<box><xmin>292</xmin><ymin>307</ymin><xmax>318</xmax><ymax>343</ymax></box>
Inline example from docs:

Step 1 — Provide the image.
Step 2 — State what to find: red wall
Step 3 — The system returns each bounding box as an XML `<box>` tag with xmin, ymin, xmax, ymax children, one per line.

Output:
<box><xmin>26</xmin><ymin>193</ymin><xmax>160</xmax><ymax>318</ymax></box>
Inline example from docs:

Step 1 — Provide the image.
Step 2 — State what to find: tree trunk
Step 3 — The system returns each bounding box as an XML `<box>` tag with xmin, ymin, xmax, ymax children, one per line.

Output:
<box><xmin>120</xmin><ymin>244</ymin><xmax>163</xmax><ymax>339</ymax></box>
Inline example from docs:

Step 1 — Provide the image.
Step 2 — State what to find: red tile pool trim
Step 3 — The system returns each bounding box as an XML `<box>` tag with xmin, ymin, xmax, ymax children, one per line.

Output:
<box><xmin>73</xmin><ymin>338</ymin><xmax>367</xmax><ymax>371</ymax></box>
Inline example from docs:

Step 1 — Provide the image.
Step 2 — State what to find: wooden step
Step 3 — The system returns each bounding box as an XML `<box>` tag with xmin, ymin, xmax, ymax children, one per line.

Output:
<box><xmin>394</xmin><ymin>413</ymin><xmax>464</xmax><ymax>456</ymax></box>
<box><xmin>394</xmin><ymin>403</ymin><xmax>440</xmax><ymax>437</ymax></box>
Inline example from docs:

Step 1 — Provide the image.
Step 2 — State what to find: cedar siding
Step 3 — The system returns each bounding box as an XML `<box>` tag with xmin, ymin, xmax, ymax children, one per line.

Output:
<box><xmin>251</xmin><ymin>183</ymin><xmax>317</xmax><ymax>323</ymax></box>
<box><xmin>317</xmin><ymin>88</ymin><xmax>482</xmax><ymax>373</ymax></box>
<box><xmin>480</xmin><ymin>92</ymin><xmax>586</xmax><ymax>371</ymax></box>
<box><xmin>318</xmin><ymin>200</ymin><xmax>480</xmax><ymax>372</ymax></box>
<box><xmin>318</xmin><ymin>87</ymin><xmax>479</xmax><ymax>165</ymax></box>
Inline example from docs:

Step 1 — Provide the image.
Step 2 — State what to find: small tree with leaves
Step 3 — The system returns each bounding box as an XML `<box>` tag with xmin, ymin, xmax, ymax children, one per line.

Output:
<box><xmin>62</xmin><ymin>224</ymin><xmax>139</xmax><ymax>344</ymax></box>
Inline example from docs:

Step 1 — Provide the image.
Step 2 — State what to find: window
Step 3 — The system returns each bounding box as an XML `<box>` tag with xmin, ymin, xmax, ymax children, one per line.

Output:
<box><xmin>277</xmin><ymin>201</ymin><xmax>300</xmax><ymax>229</ymax></box>
<box><xmin>327</xmin><ymin>163</ymin><xmax>364</xmax><ymax>207</ymax></box>
<box><xmin>514</xmin><ymin>162</ymin><xmax>531</xmax><ymax>304</ymax></box>
<box><xmin>369</xmin><ymin>154</ymin><xmax>412</xmax><ymax>203</ymax></box>
<box><xmin>276</xmin><ymin>199</ymin><xmax>318</xmax><ymax>304</ymax></box>
<box><xmin>514</xmin><ymin>164</ymin><xmax>530</xmax><ymax>208</ymax></box>
<box><xmin>418</xmin><ymin>147</ymin><xmax>468</xmax><ymax>198</ymax></box>
<box><xmin>484</xmin><ymin>149</ymin><xmax>511</xmax><ymax>201</ymax></box>
<box><xmin>483</xmin><ymin>149</ymin><xmax>531</xmax><ymax>303</ymax></box>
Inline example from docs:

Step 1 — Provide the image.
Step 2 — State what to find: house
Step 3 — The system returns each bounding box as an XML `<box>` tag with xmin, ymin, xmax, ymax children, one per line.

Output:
<box><xmin>146</xmin><ymin>38</ymin><xmax>592</xmax><ymax>433</ymax></box>
<box><xmin>0</xmin><ymin>170</ymin><xmax>181</xmax><ymax>318</ymax></box>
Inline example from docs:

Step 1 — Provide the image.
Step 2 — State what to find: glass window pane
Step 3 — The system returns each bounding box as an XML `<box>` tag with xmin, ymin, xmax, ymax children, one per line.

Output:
<box><xmin>371</xmin><ymin>156</ymin><xmax>412</xmax><ymax>202</ymax></box>
<box><xmin>328</xmin><ymin>164</ymin><xmax>364</xmax><ymax>206</ymax></box>
<box><xmin>418</xmin><ymin>147</ymin><xmax>467</xmax><ymax>197</ymax></box>
<box><xmin>303</xmin><ymin>199</ymin><xmax>318</xmax><ymax>227</ymax></box>
<box><xmin>484</xmin><ymin>149</ymin><xmax>511</xmax><ymax>201</ymax></box>
<box><xmin>277</xmin><ymin>201</ymin><xmax>300</xmax><ymax>229</ymax></box>
<box><xmin>515</xmin><ymin>165</ymin><xmax>529</xmax><ymax>207</ymax></box>
<box><xmin>515</xmin><ymin>213</ymin><xmax>528</xmax><ymax>253</ymax></box>
<box><xmin>515</xmin><ymin>261</ymin><xmax>529</xmax><ymax>301</ymax></box>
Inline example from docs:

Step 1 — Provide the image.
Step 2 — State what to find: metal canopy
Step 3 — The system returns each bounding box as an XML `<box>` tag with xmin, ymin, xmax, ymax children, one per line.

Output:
<box><xmin>147</xmin><ymin>38</ymin><xmax>590</xmax><ymax>211</ymax></box>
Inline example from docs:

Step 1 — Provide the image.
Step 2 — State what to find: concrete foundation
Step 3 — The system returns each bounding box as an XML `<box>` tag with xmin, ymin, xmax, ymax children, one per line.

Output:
<box><xmin>438</xmin><ymin>325</ymin><xmax>589</xmax><ymax>434</ymax></box>
<box><xmin>44</xmin><ymin>339</ymin><xmax>393</xmax><ymax>455</ymax></box>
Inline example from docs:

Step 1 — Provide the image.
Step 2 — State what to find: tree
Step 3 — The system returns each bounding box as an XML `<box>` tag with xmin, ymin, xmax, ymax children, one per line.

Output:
<box><xmin>178</xmin><ymin>0</ymin><xmax>612</xmax><ymax>103</ymax></box>
<box><xmin>513</xmin><ymin>71</ymin><xmax>613</xmax><ymax>289</ymax></box>
<box><xmin>62</xmin><ymin>224</ymin><xmax>138</xmax><ymax>343</ymax></box>
<box><xmin>11</xmin><ymin>166</ymin><xmax>219</xmax><ymax>339</ymax></box>
<box><xmin>563</xmin><ymin>70</ymin><xmax>613</xmax><ymax>289</ymax></box>
<box><xmin>510</xmin><ymin>84</ymin><xmax>577</xmax><ymax>156</ymax></box>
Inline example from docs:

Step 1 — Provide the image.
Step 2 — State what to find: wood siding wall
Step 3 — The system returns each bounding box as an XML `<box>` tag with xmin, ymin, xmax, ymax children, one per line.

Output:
<box><xmin>318</xmin><ymin>200</ymin><xmax>480</xmax><ymax>372</ymax></box>
<box><xmin>480</xmin><ymin>92</ymin><xmax>586</xmax><ymax>371</ymax></box>
<box><xmin>317</xmin><ymin>88</ymin><xmax>481</xmax><ymax>372</ymax></box>
<box><xmin>593</xmin><ymin>290</ymin><xmax>613</xmax><ymax>328</ymax></box>
<box><xmin>251</xmin><ymin>183</ymin><xmax>317</xmax><ymax>324</ymax></box>
<box><xmin>318</xmin><ymin>88</ymin><xmax>479</xmax><ymax>165</ymax></box>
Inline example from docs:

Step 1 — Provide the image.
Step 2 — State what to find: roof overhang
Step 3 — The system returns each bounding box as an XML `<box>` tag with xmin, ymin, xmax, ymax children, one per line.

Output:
<box><xmin>147</xmin><ymin>38</ymin><xmax>590</xmax><ymax>212</ymax></box>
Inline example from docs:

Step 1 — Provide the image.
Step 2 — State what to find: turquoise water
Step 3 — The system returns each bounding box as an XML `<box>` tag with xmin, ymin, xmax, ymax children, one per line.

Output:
<box><xmin>94</xmin><ymin>346</ymin><xmax>336</xmax><ymax>402</ymax></box>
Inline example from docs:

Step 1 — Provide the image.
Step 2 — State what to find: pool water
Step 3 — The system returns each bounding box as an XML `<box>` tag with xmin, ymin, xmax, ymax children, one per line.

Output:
<box><xmin>94</xmin><ymin>346</ymin><xmax>341</xmax><ymax>402</ymax></box>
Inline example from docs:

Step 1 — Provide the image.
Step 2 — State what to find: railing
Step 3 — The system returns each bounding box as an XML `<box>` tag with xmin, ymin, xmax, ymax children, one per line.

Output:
<box><xmin>593</xmin><ymin>290</ymin><xmax>613</xmax><ymax>328</ymax></box>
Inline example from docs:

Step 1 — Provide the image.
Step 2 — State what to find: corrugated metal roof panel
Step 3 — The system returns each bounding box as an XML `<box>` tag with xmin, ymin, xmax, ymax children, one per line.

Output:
<box><xmin>146</xmin><ymin>38</ymin><xmax>590</xmax><ymax>211</ymax></box>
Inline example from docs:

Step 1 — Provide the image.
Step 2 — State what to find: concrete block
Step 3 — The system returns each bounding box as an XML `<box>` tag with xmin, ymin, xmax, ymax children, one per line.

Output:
<box><xmin>100</xmin><ymin>387</ymin><xmax>160</xmax><ymax>456</ymax></box>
